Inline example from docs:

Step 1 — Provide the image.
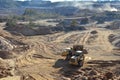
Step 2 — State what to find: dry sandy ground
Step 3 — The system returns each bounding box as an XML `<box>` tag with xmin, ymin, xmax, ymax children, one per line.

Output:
<box><xmin>13</xmin><ymin>27</ymin><xmax>120</xmax><ymax>80</ymax></box>
<box><xmin>0</xmin><ymin>22</ymin><xmax>119</xmax><ymax>80</ymax></box>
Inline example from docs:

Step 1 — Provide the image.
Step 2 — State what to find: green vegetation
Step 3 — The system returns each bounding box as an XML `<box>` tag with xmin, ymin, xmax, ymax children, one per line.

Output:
<box><xmin>6</xmin><ymin>19</ymin><xmax>17</xmax><ymax>27</ymax></box>
<box><xmin>70</xmin><ymin>20</ymin><xmax>78</xmax><ymax>27</ymax></box>
<box><xmin>80</xmin><ymin>18</ymin><xmax>89</xmax><ymax>24</ymax></box>
<box><xmin>91</xmin><ymin>11</ymin><xmax>120</xmax><ymax>24</ymax></box>
<box><xmin>23</xmin><ymin>8</ymin><xmax>62</xmax><ymax>21</ymax></box>
<box><xmin>27</xmin><ymin>20</ymin><xmax>40</xmax><ymax>28</ymax></box>
<box><xmin>0</xmin><ymin>16</ymin><xmax>8</xmax><ymax>22</ymax></box>
<box><xmin>23</xmin><ymin>9</ymin><xmax>37</xmax><ymax>16</ymax></box>
<box><xmin>5</xmin><ymin>18</ymin><xmax>39</xmax><ymax>28</ymax></box>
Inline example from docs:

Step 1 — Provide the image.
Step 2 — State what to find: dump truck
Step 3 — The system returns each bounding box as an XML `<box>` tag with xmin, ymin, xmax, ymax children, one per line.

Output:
<box><xmin>62</xmin><ymin>45</ymin><xmax>88</xmax><ymax>67</ymax></box>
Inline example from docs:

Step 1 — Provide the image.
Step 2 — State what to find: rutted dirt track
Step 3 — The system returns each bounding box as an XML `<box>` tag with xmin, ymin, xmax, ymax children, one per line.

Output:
<box><xmin>15</xmin><ymin>28</ymin><xmax>120</xmax><ymax>80</ymax></box>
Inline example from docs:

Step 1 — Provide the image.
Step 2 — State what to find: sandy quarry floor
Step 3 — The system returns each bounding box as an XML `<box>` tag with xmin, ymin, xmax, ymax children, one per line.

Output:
<box><xmin>0</xmin><ymin>21</ymin><xmax>119</xmax><ymax>80</ymax></box>
<box><xmin>13</xmin><ymin>27</ymin><xmax>120</xmax><ymax>80</ymax></box>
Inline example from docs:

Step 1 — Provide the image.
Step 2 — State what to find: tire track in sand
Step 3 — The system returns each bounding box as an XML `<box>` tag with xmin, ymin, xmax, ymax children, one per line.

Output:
<box><xmin>96</xmin><ymin>29</ymin><xmax>113</xmax><ymax>52</ymax></box>
<box><xmin>53</xmin><ymin>32</ymin><xmax>82</xmax><ymax>43</ymax></box>
<box><xmin>79</xmin><ymin>31</ymin><xmax>90</xmax><ymax>45</ymax></box>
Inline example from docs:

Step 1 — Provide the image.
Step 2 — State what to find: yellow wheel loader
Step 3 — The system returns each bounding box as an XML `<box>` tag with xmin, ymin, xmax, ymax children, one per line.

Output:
<box><xmin>61</xmin><ymin>45</ymin><xmax>88</xmax><ymax>67</ymax></box>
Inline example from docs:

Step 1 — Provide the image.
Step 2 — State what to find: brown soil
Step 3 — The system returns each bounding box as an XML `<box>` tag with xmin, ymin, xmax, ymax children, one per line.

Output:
<box><xmin>0</xmin><ymin>23</ymin><xmax>119</xmax><ymax>80</ymax></box>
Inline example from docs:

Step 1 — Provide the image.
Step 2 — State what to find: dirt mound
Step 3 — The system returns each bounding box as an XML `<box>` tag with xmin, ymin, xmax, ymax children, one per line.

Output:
<box><xmin>4</xmin><ymin>24</ymin><xmax>56</xmax><ymax>36</ymax></box>
<box><xmin>90</xmin><ymin>30</ymin><xmax>98</xmax><ymax>34</ymax></box>
<box><xmin>4</xmin><ymin>24</ymin><xmax>38</xmax><ymax>36</ymax></box>
<box><xmin>0</xmin><ymin>51</ymin><xmax>14</xmax><ymax>59</ymax></box>
<box><xmin>59</xmin><ymin>60</ymin><xmax>120</xmax><ymax>80</ymax></box>
<box><xmin>0</xmin><ymin>35</ymin><xmax>16</xmax><ymax>59</ymax></box>
<box><xmin>0</xmin><ymin>36</ymin><xmax>14</xmax><ymax>51</ymax></box>
<box><xmin>0</xmin><ymin>58</ymin><xmax>15</xmax><ymax>78</ymax></box>
<box><xmin>70</xmin><ymin>68</ymin><xmax>120</xmax><ymax>80</ymax></box>
<box><xmin>106</xmin><ymin>21</ymin><xmax>120</xmax><ymax>30</ymax></box>
<box><xmin>109</xmin><ymin>34</ymin><xmax>120</xmax><ymax>48</ymax></box>
<box><xmin>4</xmin><ymin>23</ymin><xmax>86</xmax><ymax>36</ymax></box>
<box><xmin>0</xmin><ymin>30</ymin><xmax>12</xmax><ymax>38</ymax></box>
<box><xmin>0</xmin><ymin>29</ymin><xmax>29</xmax><ymax>59</ymax></box>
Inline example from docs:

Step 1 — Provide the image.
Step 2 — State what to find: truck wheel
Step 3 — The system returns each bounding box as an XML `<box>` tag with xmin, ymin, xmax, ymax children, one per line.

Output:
<box><xmin>78</xmin><ymin>60</ymin><xmax>84</xmax><ymax>67</ymax></box>
<box><xmin>65</xmin><ymin>54</ymin><xmax>71</xmax><ymax>60</ymax></box>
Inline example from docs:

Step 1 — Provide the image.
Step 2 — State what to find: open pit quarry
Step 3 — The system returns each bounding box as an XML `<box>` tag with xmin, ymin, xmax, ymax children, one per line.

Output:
<box><xmin>0</xmin><ymin>21</ymin><xmax>119</xmax><ymax>80</ymax></box>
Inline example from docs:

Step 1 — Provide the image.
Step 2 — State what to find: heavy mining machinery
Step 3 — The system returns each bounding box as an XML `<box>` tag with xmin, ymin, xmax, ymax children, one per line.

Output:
<box><xmin>61</xmin><ymin>45</ymin><xmax>88</xmax><ymax>67</ymax></box>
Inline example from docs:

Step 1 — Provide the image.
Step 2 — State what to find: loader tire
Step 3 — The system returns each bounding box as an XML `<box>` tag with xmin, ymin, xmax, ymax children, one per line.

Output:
<box><xmin>78</xmin><ymin>60</ymin><xmax>84</xmax><ymax>67</ymax></box>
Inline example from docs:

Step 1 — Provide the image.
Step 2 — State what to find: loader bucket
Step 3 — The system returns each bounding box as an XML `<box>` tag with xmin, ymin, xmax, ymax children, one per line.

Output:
<box><xmin>61</xmin><ymin>51</ymin><xmax>69</xmax><ymax>56</ymax></box>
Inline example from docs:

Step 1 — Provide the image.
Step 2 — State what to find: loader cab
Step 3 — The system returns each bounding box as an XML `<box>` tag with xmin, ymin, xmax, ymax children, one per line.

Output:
<box><xmin>61</xmin><ymin>48</ymin><xmax>72</xmax><ymax>56</ymax></box>
<box><xmin>75</xmin><ymin>51</ymin><xmax>83</xmax><ymax>55</ymax></box>
<box><xmin>73</xmin><ymin>50</ymin><xmax>84</xmax><ymax>59</ymax></box>
<box><xmin>69</xmin><ymin>50</ymin><xmax>84</xmax><ymax>67</ymax></box>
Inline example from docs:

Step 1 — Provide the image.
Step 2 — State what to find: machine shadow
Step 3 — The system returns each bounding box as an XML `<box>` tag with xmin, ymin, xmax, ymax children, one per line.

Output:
<box><xmin>53</xmin><ymin>59</ymin><xmax>81</xmax><ymax>77</ymax></box>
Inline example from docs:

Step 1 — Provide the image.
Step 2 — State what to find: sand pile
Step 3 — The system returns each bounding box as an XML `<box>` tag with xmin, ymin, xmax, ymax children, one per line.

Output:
<box><xmin>4</xmin><ymin>23</ymin><xmax>86</xmax><ymax>36</ymax></box>
<box><xmin>0</xmin><ymin>36</ymin><xmax>14</xmax><ymax>51</ymax></box>
<box><xmin>109</xmin><ymin>34</ymin><xmax>120</xmax><ymax>48</ymax></box>
<box><xmin>0</xmin><ymin>58</ymin><xmax>15</xmax><ymax>78</ymax></box>
<box><xmin>106</xmin><ymin>21</ymin><xmax>120</xmax><ymax>30</ymax></box>
<box><xmin>0</xmin><ymin>29</ymin><xmax>29</xmax><ymax>59</ymax></box>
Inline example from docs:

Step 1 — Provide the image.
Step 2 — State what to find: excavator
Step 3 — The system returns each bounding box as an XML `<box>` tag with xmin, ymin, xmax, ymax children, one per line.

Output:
<box><xmin>61</xmin><ymin>45</ymin><xmax>88</xmax><ymax>67</ymax></box>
